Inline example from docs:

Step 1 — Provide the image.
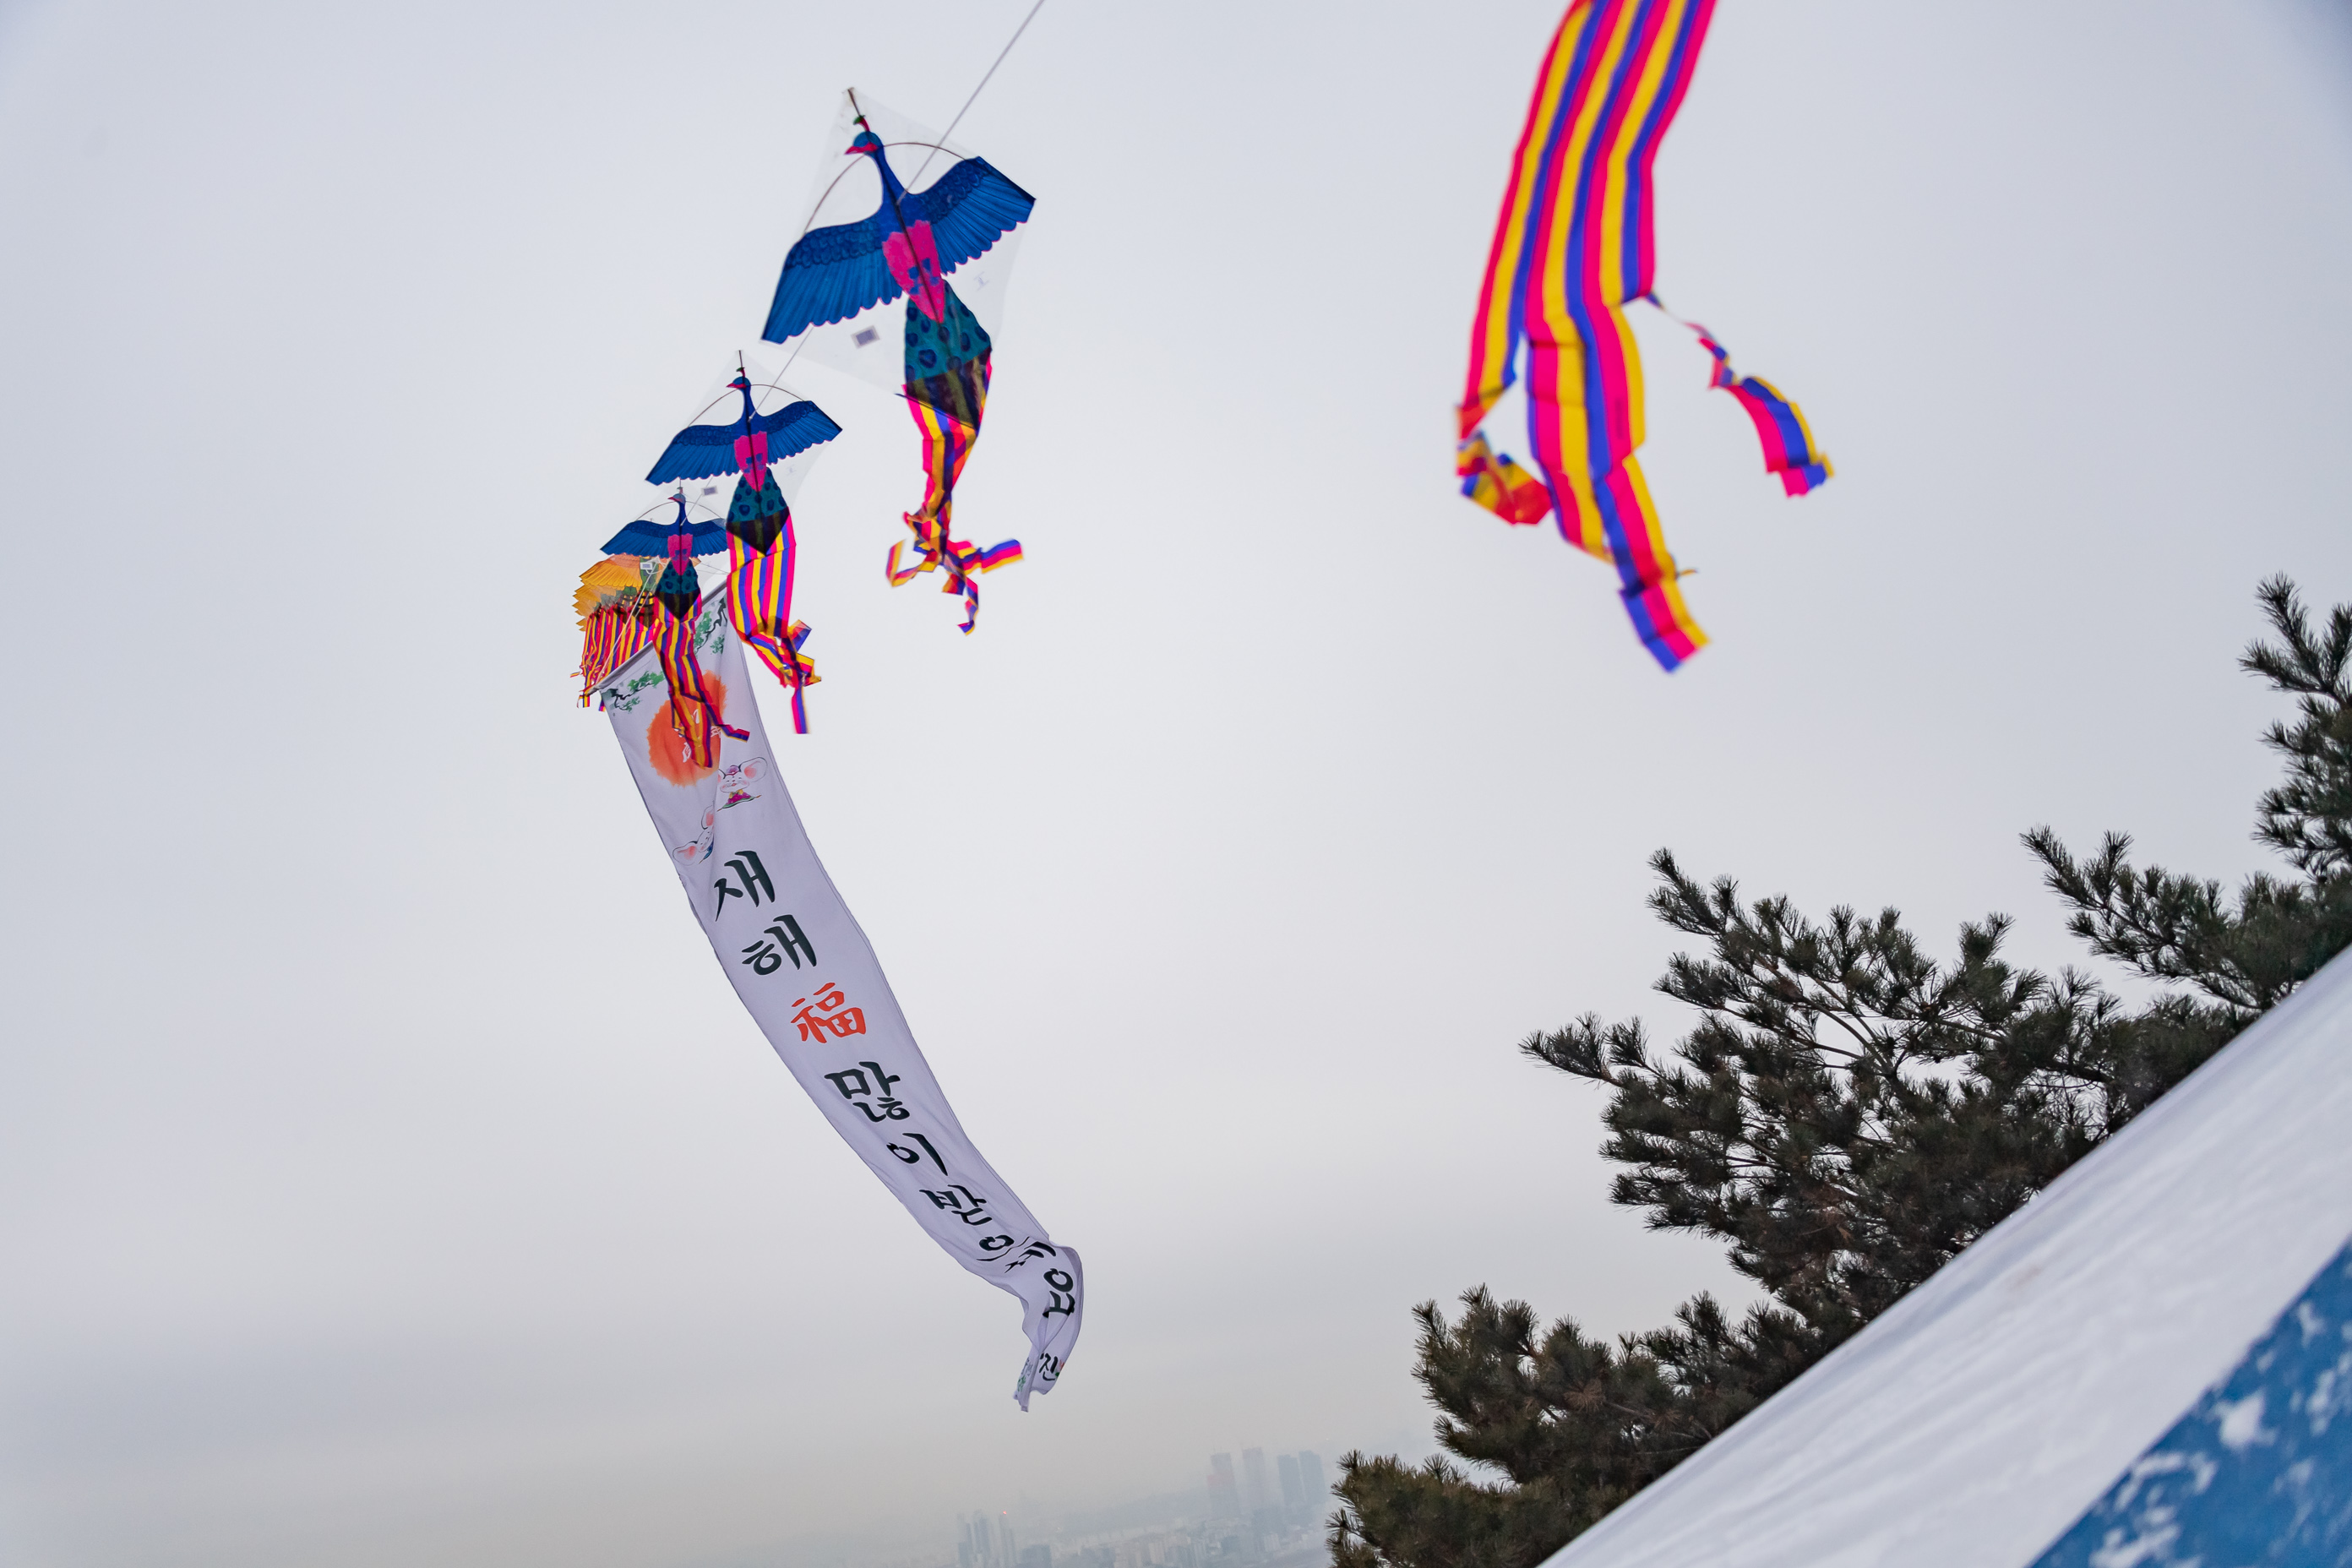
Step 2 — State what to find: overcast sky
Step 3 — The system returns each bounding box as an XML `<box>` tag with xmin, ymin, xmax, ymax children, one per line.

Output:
<box><xmin>3</xmin><ymin>2</ymin><xmax>2349</xmax><ymax>1565</ymax></box>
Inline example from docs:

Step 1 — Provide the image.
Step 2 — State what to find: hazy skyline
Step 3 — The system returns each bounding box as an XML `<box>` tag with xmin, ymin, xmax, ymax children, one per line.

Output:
<box><xmin>3</xmin><ymin>2</ymin><xmax>2350</xmax><ymax>1565</ymax></box>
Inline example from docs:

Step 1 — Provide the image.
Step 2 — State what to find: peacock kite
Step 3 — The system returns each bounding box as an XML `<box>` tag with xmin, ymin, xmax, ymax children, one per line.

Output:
<box><xmin>762</xmin><ymin>93</ymin><xmax>1035</xmax><ymax>633</ymax></box>
<box><xmin>645</xmin><ymin>373</ymin><xmax>841</xmax><ymax>734</ymax></box>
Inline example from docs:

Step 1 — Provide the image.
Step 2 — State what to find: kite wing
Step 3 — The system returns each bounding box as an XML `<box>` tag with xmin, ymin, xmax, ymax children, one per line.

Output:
<box><xmin>645</xmin><ymin>399</ymin><xmax>844</xmax><ymax>485</ymax></box>
<box><xmin>748</xmin><ymin>399</ymin><xmax>844</xmax><ymax>457</ymax></box>
<box><xmin>902</xmin><ymin>156</ymin><xmax>1035</xmax><ymax>273</ymax></box>
<box><xmin>763</xmin><ymin>210</ymin><xmax>900</xmax><ymax>344</ymax></box>
<box><xmin>644</xmin><ymin>422</ymin><xmax>747</xmax><ymax>485</ymax></box>
<box><xmin>600</xmin><ymin>519</ymin><xmax>729</xmax><ymax>556</ymax></box>
<box><xmin>761</xmin><ymin>156</ymin><xmax>1032</xmax><ymax>345</ymax></box>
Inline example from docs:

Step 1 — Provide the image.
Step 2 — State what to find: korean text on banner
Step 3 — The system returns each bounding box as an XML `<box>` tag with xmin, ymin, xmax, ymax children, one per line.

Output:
<box><xmin>599</xmin><ymin>608</ymin><xmax>1082</xmax><ymax>1406</ymax></box>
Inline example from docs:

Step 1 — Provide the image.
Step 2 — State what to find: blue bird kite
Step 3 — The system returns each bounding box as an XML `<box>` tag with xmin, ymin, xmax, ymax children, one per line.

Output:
<box><xmin>603</xmin><ymin>494</ymin><xmax>726</xmax><ymax>619</ymax></box>
<box><xmin>761</xmin><ymin>100</ymin><xmax>1035</xmax><ymax>633</ymax></box>
<box><xmin>762</xmin><ymin>127</ymin><xmax>1033</xmax><ymax>344</ymax></box>
<box><xmin>645</xmin><ymin>375</ymin><xmax>843</xmax><ymax>489</ymax></box>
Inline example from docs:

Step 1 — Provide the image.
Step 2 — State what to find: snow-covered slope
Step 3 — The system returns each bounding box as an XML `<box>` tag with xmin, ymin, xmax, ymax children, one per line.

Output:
<box><xmin>1542</xmin><ymin>949</ymin><xmax>2352</xmax><ymax>1568</ymax></box>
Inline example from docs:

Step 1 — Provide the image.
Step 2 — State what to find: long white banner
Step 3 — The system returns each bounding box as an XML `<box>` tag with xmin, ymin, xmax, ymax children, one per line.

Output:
<box><xmin>601</xmin><ymin>607</ymin><xmax>1082</xmax><ymax>1407</ymax></box>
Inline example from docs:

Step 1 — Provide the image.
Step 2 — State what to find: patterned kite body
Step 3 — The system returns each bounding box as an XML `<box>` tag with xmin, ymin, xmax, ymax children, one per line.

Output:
<box><xmin>763</xmin><ymin>102</ymin><xmax>1032</xmax><ymax>633</ymax></box>
<box><xmin>1459</xmin><ymin>0</ymin><xmax>1831</xmax><ymax>669</ymax></box>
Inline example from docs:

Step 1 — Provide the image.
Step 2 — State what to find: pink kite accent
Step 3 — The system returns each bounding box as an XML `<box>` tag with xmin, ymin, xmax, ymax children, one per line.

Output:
<box><xmin>732</xmin><ymin>428</ymin><xmax>770</xmax><ymax>482</ymax></box>
<box><xmin>883</xmin><ymin>221</ymin><xmax>947</xmax><ymax>321</ymax></box>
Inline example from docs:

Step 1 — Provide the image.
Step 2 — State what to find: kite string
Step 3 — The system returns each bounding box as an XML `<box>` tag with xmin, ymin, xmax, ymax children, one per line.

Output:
<box><xmin>911</xmin><ymin>0</ymin><xmax>1046</xmax><ymax>185</ymax></box>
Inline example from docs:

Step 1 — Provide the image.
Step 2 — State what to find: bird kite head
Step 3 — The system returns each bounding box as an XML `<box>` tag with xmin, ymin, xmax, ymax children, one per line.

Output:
<box><xmin>845</xmin><ymin>128</ymin><xmax>885</xmax><ymax>159</ymax></box>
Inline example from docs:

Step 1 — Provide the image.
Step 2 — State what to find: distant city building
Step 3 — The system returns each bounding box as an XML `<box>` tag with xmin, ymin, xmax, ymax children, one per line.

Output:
<box><xmin>1296</xmin><ymin>1451</ymin><xmax>1326</xmax><ymax>1508</ymax></box>
<box><xmin>1207</xmin><ymin>1452</ymin><xmax>1239</xmax><ymax>1520</ymax></box>
<box><xmin>956</xmin><ymin>1511</ymin><xmax>1016</xmax><ymax>1568</ymax></box>
<box><xmin>1277</xmin><ymin>1454</ymin><xmax>1303</xmax><ymax>1516</ymax></box>
<box><xmin>1241</xmin><ymin>1448</ymin><xmax>1271</xmax><ymax>1518</ymax></box>
<box><xmin>1019</xmin><ymin>1545</ymin><xmax>1052</xmax><ymax>1568</ymax></box>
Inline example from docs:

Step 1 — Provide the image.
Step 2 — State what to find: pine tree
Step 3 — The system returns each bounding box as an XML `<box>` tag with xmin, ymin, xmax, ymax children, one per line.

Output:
<box><xmin>1330</xmin><ymin>578</ymin><xmax>2352</xmax><ymax>1568</ymax></box>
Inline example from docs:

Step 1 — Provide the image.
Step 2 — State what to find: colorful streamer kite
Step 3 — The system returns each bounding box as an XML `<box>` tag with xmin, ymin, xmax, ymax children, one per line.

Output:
<box><xmin>762</xmin><ymin>93</ymin><xmax>1034</xmax><ymax>634</ymax></box>
<box><xmin>1458</xmin><ymin>0</ymin><xmax>1831</xmax><ymax>669</ymax></box>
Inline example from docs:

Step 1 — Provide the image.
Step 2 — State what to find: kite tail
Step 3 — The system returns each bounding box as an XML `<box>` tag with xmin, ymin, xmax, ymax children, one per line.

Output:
<box><xmin>652</xmin><ymin>603</ymin><xmax>747</xmax><ymax>769</ymax></box>
<box><xmin>723</xmin><ymin>475</ymin><xmax>819</xmax><ymax>733</ymax></box>
<box><xmin>1452</xmin><ymin>0</ymin><xmax>1737</xmax><ymax>670</ymax></box>
<box><xmin>1647</xmin><ymin>297</ymin><xmax>1832</xmax><ymax>496</ymax></box>
<box><xmin>744</xmin><ymin>621</ymin><xmax>819</xmax><ymax>734</ymax></box>
<box><xmin>895</xmin><ymin>281</ymin><xmax>1021</xmax><ymax>633</ymax></box>
<box><xmin>574</xmin><ymin>558</ymin><xmax>661</xmax><ymax>706</ymax></box>
<box><xmin>576</xmin><ymin>609</ymin><xmax>631</xmax><ymax>706</ymax></box>
<box><xmin>1579</xmin><ymin>459</ymin><xmax>1707</xmax><ymax>672</ymax></box>
<box><xmin>1522</xmin><ymin>293</ymin><xmax>1708</xmax><ymax>670</ymax></box>
<box><xmin>1456</xmin><ymin>432</ymin><xmax>1554</xmax><ymax>526</ymax></box>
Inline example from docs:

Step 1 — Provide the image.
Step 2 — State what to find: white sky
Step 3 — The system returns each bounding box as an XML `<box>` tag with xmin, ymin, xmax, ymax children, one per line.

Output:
<box><xmin>2</xmin><ymin>2</ymin><xmax>2349</xmax><ymax>1565</ymax></box>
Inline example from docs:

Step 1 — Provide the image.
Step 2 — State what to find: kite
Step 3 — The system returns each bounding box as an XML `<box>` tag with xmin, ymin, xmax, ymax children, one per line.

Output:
<box><xmin>593</xmin><ymin>611</ymin><xmax>1086</xmax><ymax>1406</ymax></box>
<box><xmin>762</xmin><ymin>93</ymin><xmax>1034</xmax><ymax>634</ymax></box>
<box><xmin>1458</xmin><ymin>0</ymin><xmax>1831</xmax><ymax>669</ymax></box>
<box><xmin>579</xmin><ymin>493</ymin><xmax>743</xmax><ymax>770</ymax></box>
<box><xmin>645</xmin><ymin>373</ymin><xmax>843</xmax><ymax>734</ymax></box>
<box><xmin>574</xmin><ymin>373</ymin><xmax>842</xmax><ymax>753</ymax></box>
<box><xmin>569</xmin><ymin>18</ymin><xmax>1087</xmax><ymax>1407</ymax></box>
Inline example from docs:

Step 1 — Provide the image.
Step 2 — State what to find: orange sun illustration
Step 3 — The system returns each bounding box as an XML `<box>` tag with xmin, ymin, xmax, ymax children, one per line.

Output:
<box><xmin>645</xmin><ymin>672</ymin><xmax>729</xmax><ymax>786</ymax></box>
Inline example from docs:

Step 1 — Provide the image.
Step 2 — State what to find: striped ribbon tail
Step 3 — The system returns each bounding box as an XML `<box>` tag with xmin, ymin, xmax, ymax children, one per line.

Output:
<box><xmin>1456</xmin><ymin>432</ymin><xmax>1554</xmax><ymax>526</ymax></box>
<box><xmin>1591</xmin><ymin>459</ymin><xmax>1707</xmax><ymax>670</ymax></box>
<box><xmin>1669</xmin><ymin>311</ymin><xmax>1833</xmax><ymax>495</ymax></box>
<box><xmin>891</xmin><ymin>373</ymin><xmax>1021</xmax><ymax>635</ymax></box>
<box><xmin>1525</xmin><ymin>0</ymin><xmax>1716</xmax><ymax>668</ymax></box>
<box><xmin>722</xmin><ymin>474</ymin><xmax>819</xmax><ymax>734</ymax></box>
<box><xmin>775</xmin><ymin>622</ymin><xmax>817</xmax><ymax>734</ymax></box>
<box><xmin>574</xmin><ymin>556</ymin><xmax>662</xmax><ymax>705</ymax></box>
<box><xmin>1460</xmin><ymin>2</ymin><xmax>1594</xmax><ymax>436</ymax></box>
<box><xmin>894</xmin><ymin>280</ymin><xmax>1021</xmax><ymax>633</ymax></box>
<box><xmin>909</xmin><ymin>376</ymin><xmax>983</xmax><ymax>535</ymax></box>
<box><xmin>1458</xmin><ymin>0</ymin><xmax>1727</xmax><ymax>671</ymax></box>
<box><xmin>651</xmin><ymin>602</ymin><xmax>747</xmax><ymax>768</ymax></box>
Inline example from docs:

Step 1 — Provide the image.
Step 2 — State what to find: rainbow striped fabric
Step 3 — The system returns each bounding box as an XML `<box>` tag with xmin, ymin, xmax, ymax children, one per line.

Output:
<box><xmin>574</xmin><ymin>556</ymin><xmax>662</xmax><ymax>705</ymax></box>
<box><xmin>652</xmin><ymin>603</ymin><xmax>732</xmax><ymax>769</ymax></box>
<box><xmin>1458</xmin><ymin>0</ymin><xmax>1827</xmax><ymax>670</ymax></box>
<box><xmin>1679</xmin><ymin>315</ymin><xmax>1832</xmax><ymax>496</ymax></box>
<box><xmin>721</xmin><ymin>473</ymin><xmax>819</xmax><ymax>734</ymax></box>
<box><xmin>892</xmin><ymin>319</ymin><xmax>1023</xmax><ymax>635</ymax></box>
<box><xmin>1456</xmin><ymin>433</ymin><xmax>1554</xmax><ymax>526</ymax></box>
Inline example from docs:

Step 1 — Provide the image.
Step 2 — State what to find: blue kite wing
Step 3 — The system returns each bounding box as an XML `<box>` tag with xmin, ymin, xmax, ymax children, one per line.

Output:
<box><xmin>645</xmin><ymin>400</ymin><xmax>842</xmax><ymax>484</ymax></box>
<box><xmin>644</xmin><ymin>422</ymin><xmax>743</xmax><ymax>485</ymax></box>
<box><xmin>763</xmin><ymin>209</ymin><xmax>900</xmax><ymax>344</ymax></box>
<box><xmin>748</xmin><ymin>399</ymin><xmax>843</xmax><ymax>460</ymax></box>
<box><xmin>904</xmin><ymin>156</ymin><xmax>1035</xmax><ymax>273</ymax></box>
<box><xmin>601</xmin><ymin>520</ymin><xmax>729</xmax><ymax>557</ymax></box>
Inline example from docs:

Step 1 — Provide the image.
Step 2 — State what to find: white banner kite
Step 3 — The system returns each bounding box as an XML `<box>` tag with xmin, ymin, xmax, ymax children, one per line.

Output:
<box><xmin>601</xmin><ymin>608</ymin><xmax>1083</xmax><ymax>1407</ymax></box>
